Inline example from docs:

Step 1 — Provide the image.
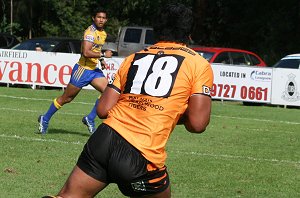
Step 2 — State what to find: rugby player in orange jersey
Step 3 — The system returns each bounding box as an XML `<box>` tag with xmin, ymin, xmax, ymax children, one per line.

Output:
<box><xmin>43</xmin><ymin>3</ymin><xmax>213</xmax><ymax>198</ymax></box>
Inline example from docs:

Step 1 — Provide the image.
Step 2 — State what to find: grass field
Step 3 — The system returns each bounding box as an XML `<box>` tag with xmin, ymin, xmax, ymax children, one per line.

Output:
<box><xmin>0</xmin><ymin>86</ymin><xmax>299</xmax><ymax>198</ymax></box>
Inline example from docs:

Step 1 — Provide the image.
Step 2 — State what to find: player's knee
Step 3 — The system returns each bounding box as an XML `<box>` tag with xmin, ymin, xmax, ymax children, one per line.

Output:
<box><xmin>64</xmin><ymin>97</ymin><xmax>74</xmax><ymax>103</ymax></box>
<box><xmin>59</xmin><ymin>96</ymin><xmax>74</xmax><ymax>104</ymax></box>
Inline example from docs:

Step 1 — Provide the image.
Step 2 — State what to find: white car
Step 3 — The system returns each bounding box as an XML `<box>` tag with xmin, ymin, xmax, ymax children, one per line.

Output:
<box><xmin>273</xmin><ymin>54</ymin><xmax>300</xmax><ymax>69</ymax></box>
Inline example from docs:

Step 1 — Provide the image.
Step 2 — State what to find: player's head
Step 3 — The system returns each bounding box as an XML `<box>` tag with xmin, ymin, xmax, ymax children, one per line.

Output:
<box><xmin>92</xmin><ymin>7</ymin><xmax>107</xmax><ymax>29</ymax></box>
<box><xmin>153</xmin><ymin>3</ymin><xmax>193</xmax><ymax>44</ymax></box>
<box><xmin>92</xmin><ymin>7</ymin><xmax>107</xmax><ymax>18</ymax></box>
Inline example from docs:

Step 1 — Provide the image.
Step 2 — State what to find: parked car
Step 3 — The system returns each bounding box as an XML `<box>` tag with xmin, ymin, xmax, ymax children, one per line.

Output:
<box><xmin>11</xmin><ymin>37</ymin><xmax>81</xmax><ymax>54</ymax></box>
<box><xmin>191</xmin><ymin>47</ymin><xmax>267</xmax><ymax>67</ymax></box>
<box><xmin>0</xmin><ymin>33</ymin><xmax>20</xmax><ymax>49</ymax></box>
<box><xmin>102</xmin><ymin>42</ymin><xmax>118</xmax><ymax>56</ymax></box>
<box><xmin>273</xmin><ymin>53</ymin><xmax>300</xmax><ymax>69</ymax></box>
<box><xmin>115</xmin><ymin>26</ymin><xmax>155</xmax><ymax>57</ymax></box>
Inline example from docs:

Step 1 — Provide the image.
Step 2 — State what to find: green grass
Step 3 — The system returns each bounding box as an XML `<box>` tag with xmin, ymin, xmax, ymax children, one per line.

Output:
<box><xmin>0</xmin><ymin>86</ymin><xmax>299</xmax><ymax>198</ymax></box>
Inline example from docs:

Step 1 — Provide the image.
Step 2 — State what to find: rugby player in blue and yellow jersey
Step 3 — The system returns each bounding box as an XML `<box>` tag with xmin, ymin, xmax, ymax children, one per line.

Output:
<box><xmin>38</xmin><ymin>7</ymin><xmax>109</xmax><ymax>134</ymax></box>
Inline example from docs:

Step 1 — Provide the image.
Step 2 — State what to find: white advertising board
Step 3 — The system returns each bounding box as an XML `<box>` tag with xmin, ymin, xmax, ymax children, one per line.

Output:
<box><xmin>0</xmin><ymin>49</ymin><xmax>79</xmax><ymax>87</ymax></box>
<box><xmin>211</xmin><ymin>64</ymin><xmax>273</xmax><ymax>103</ymax></box>
<box><xmin>0</xmin><ymin>49</ymin><xmax>124</xmax><ymax>89</ymax></box>
<box><xmin>271</xmin><ymin>68</ymin><xmax>300</xmax><ymax>106</ymax></box>
<box><xmin>3</xmin><ymin>49</ymin><xmax>299</xmax><ymax>106</ymax></box>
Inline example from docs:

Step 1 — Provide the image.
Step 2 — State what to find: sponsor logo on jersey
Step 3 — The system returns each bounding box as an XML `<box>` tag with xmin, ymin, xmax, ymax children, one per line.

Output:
<box><xmin>85</xmin><ymin>35</ymin><xmax>94</xmax><ymax>42</ymax></box>
<box><xmin>202</xmin><ymin>85</ymin><xmax>211</xmax><ymax>95</ymax></box>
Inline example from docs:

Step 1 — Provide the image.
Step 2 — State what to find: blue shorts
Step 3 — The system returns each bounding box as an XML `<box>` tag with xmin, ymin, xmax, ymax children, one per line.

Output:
<box><xmin>69</xmin><ymin>63</ymin><xmax>105</xmax><ymax>88</ymax></box>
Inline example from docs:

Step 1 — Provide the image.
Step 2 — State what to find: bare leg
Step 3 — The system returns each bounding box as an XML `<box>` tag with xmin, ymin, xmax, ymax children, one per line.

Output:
<box><xmin>91</xmin><ymin>77</ymin><xmax>108</xmax><ymax>93</ymax></box>
<box><xmin>82</xmin><ymin>77</ymin><xmax>108</xmax><ymax>128</ymax></box>
<box><xmin>56</xmin><ymin>83</ymin><xmax>82</xmax><ymax>106</ymax></box>
<box><xmin>58</xmin><ymin>165</ymin><xmax>107</xmax><ymax>198</ymax></box>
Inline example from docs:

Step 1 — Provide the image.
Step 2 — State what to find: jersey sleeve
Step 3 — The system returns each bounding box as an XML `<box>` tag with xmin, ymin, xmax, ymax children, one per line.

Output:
<box><xmin>83</xmin><ymin>29</ymin><xmax>95</xmax><ymax>43</ymax></box>
<box><xmin>191</xmin><ymin>61</ymin><xmax>214</xmax><ymax>96</ymax></box>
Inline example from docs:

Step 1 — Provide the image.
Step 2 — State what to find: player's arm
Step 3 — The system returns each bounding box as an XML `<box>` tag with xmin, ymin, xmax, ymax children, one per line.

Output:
<box><xmin>178</xmin><ymin>94</ymin><xmax>211</xmax><ymax>133</ymax></box>
<box><xmin>96</xmin><ymin>86</ymin><xmax>120</xmax><ymax>119</ymax></box>
<box><xmin>81</xmin><ymin>40</ymin><xmax>103</xmax><ymax>58</ymax></box>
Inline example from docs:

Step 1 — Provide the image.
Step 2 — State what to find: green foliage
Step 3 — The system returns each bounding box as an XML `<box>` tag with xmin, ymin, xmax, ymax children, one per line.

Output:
<box><xmin>41</xmin><ymin>0</ymin><xmax>91</xmax><ymax>38</ymax></box>
<box><xmin>1</xmin><ymin>0</ymin><xmax>299</xmax><ymax>64</ymax></box>
<box><xmin>0</xmin><ymin>0</ymin><xmax>21</xmax><ymax>34</ymax></box>
<box><xmin>105</xmin><ymin>17</ymin><xmax>129</xmax><ymax>41</ymax></box>
<box><xmin>0</xmin><ymin>18</ymin><xmax>21</xmax><ymax>34</ymax></box>
<box><xmin>0</xmin><ymin>86</ymin><xmax>300</xmax><ymax>197</ymax></box>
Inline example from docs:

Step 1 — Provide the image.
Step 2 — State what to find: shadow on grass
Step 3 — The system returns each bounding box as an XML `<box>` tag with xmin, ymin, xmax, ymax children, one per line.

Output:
<box><xmin>42</xmin><ymin>128</ymin><xmax>90</xmax><ymax>137</ymax></box>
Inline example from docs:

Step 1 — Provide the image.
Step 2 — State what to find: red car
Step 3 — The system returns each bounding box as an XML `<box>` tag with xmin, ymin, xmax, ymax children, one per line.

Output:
<box><xmin>191</xmin><ymin>47</ymin><xmax>267</xmax><ymax>67</ymax></box>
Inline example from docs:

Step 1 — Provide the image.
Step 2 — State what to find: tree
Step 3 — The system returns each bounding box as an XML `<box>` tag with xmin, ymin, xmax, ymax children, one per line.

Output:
<box><xmin>41</xmin><ymin>0</ymin><xmax>91</xmax><ymax>39</ymax></box>
<box><xmin>0</xmin><ymin>0</ymin><xmax>21</xmax><ymax>34</ymax></box>
<box><xmin>1</xmin><ymin>0</ymin><xmax>299</xmax><ymax>65</ymax></box>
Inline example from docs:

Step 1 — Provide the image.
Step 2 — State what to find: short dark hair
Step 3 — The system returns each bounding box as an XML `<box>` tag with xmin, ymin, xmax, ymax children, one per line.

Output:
<box><xmin>153</xmin><ymin>3</ymin><xmax>193</xmax><ymax>44</ymax></box>
<box><xmin>92</xmin><ymin>7</ymin><xmax>107</xmax><ymax>18</ymax></box>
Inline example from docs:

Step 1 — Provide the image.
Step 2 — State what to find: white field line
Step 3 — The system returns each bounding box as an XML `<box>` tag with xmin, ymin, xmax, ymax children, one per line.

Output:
<box><xmin>1</xmin><ymin>134</ymin><xmax>299</xmax><ymax>165</ymax></box>
<box><xmin>212</xmin><ymin>115</ymin><xmax>300</xmax><ymax>125</ymax></box>
<box><xmin>0</xmin><ymin>94</ymin><xmax>93</xmax><ymax>105</ymax></box>
<box><xmin>0</xmin><ymin>134</ymin><xmax>84</xmax><ymax>145</ymax></box>
<box><xmin>172</xmin><ymin>150</ymin><xmax>300</xmax><ymax>165</ymax></box>
<box><xmin>1</xmin><ymin>106</ymin><xmax>299</xmax><ymax>126</ymax></box>
<box><xmin>0</xmin><ymin>107</ymin><xmax>85</xmax><ymax>116</ymax></box>
<box><xmin>1</xmin><ymin>94</ymin><xmax>300</xmax><ymax>125</ymax></box>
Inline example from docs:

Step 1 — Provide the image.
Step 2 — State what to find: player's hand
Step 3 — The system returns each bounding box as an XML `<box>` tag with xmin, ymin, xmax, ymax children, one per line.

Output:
<box><xmin>100</xmin><ymin>59</ymin><xmax>107</xmax><ymax>70</ymax></box>
<box><xmin>100</xmin><ymin>51</ymin><xmax>108</xmax><ymax>58</ymax></box>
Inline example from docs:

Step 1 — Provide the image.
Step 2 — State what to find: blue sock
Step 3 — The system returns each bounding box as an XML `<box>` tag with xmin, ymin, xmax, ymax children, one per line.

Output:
<box><xmin>87</xmin><ymin>99</ymin><xmax>99</xmax><ymax>120</ymax></box>
<box><xmin>43</xmin><ymin>102</ymin><xmax>59</xmax><ymax>122</ymax></box>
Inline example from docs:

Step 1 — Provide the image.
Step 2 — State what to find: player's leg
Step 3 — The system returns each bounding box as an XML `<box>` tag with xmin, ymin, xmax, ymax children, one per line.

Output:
<box><xmin>38</xmin><ymin>83</ymin><xmax>81</xmax><ymax>134</ymax></box>
<box><xmin>56</xmin><ymin>83</ymin><xmax>82</xmax><ymax>105</ymax></box>
<box><xmin>82</xmin><ymin>69</ymin><xmax>107</xmax><ymax>133</ymax></box>
<box><xmin>38</xmin><ymin>64</ymin><xmax>86</xmax><ymax>134</ymax></box>
<box><xmin>91</xmin><ymin>74</ymin><xmax>108</xmax><ymax>93</ymax></box>
<box><xmin>87</xmin><ymin>76</ymin><xmax>108</xmax><ymax>118</ymax></box>
<box><xmin>53</xmin><ymin>123</ymin><xmax>114</xmax><ymax>197</ymax></box>
<box><xmin>82</xmin><ymin>96</ymin><xmax>100</xmax><ymax>134</ymax></box>
<box><xmin>57</xmin><ymin>165</ymin><xmax>107</xmax><ymax>198</ymax></box>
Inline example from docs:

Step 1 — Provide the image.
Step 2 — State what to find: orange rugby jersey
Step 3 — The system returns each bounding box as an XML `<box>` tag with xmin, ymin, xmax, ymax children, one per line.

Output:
<box><xmin>104</xmin><ymin>42</ymin><xmax>214</xmax><ymax>168</ymax></box>
<box><xmin>78</xmin><ymin>24</ymin><xmax>107</xmax><ymax>70</ymax></box>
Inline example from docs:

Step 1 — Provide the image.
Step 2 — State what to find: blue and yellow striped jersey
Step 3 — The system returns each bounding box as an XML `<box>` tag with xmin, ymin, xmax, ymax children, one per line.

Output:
<box><xmin>78</xmin><ymin>23</ymin><xmax>107</xmax><ymax>70</ymax></box>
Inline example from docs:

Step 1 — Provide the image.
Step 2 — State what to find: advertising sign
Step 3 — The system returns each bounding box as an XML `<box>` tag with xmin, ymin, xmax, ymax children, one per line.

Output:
<box><xmin>271</xmin><ymin>68</ymin><xmax>300</xmax><ymax>106</ymax></box>
<box><xmin>211</xmin><ymin>64</ymin><xmax>273</xmax><ymax>103</ymax></box>
<box><xmin>3</xmin><ymin>49</ymin><xmax>299</xmax><ymax>106</ymax></box>
<box><xmin>0</xmin><ymin>49</ymin><xmax>123</xmax><ymax>89</ymax></box>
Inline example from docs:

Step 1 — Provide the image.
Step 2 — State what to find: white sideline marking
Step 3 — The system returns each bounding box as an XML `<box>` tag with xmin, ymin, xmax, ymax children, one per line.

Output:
<box><xmin>1</xmin><ymin>106</ymin><xmax>299</xmax><ymax>126</ymax></box>
<box><xmin>0</xmin><ymin>134</ymin><xmax>84</xmax><ymax>145</ymax></box>
<box><xmin>0</xmin><ymin>94</ymin><xmax>93</xmax><ymax>105</ymax></box>
<box><xmin>173</xmin><ymin>150</ymin><xmax>300</xmax><ymax>165</ymax></box>
<box><xmin>1</xmin><ymin>134</ymin><xmax>299</xmax><ymax>165</ymax></box>
<box><xmin>0</xmin><ymin>94</ymin><xmax>300</xmax><ymax>125</ymax></box>
<box><xmin>1</xmin><ymin>94</ymin><xmax>299</xmax><ymax>125</ymax></box>
<box><xmin>212</xmin><ymin>115</ymin><xmax>300</xmax><ymax>125</ymax></box>
<box><xmin>0</xmin><ymin>107</ymin><xmax>85</xmax><ymax>116</ymax></box>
